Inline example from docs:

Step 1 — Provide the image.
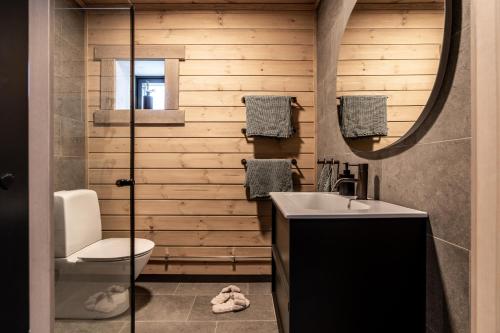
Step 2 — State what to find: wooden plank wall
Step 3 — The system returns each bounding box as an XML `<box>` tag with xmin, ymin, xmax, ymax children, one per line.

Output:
<box><xmin>336</xmin><ymin>3</ymin><xmax>444</xmax><ymax>150</ymax></box>
<box><xmin>86</xmin><ymin>10</ymin><xmax>315</xmax><ymax>274</ymax></box>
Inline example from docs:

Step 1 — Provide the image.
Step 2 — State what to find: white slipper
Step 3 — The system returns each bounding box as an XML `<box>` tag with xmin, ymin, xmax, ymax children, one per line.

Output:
<box><xmin>231</xmin><ymin>296</ymin><xmax>250</xmax><ymax>311</ymax></box>
<box><xmin>230</xmin><ymin>292</ymin><xmax>247</xmax><ymax>301</ymax></box>
<box><xmin>221</xmin><ymin>285</ymin><xmax>241</xmax><ymax>293</ymax></box>
<box><xmin>212</xmin><ymin>298</ymin><xmax>250</xmax><ymax>313</ymax></box>
<box><xmin>210</xmin><ymin>292</ymin><xmax>231</xmax><ymax>305</ymax></box>
<box><xmin>210</xmin><ymin>285</ymin><xmax>242</xmax><ymax>305</ymax></box>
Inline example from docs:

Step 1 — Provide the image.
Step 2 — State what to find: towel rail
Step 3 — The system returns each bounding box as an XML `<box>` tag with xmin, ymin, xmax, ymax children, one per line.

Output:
<box><xmin>241</xmin><ymin>127</ymin><xmax>296</xmax><ymax>136</ymax></box>
<box><xmin>156</xmin><ymin>255</ymin><xmax>271</xmax><ymax>271</ymax></box>
<box><xmin>159</xmin><ymin>255</ymin><xmax>272</xmax><ymax>264</ymax></box>
<box><xmin>241</xmin><ymin>96</ymin><xmax>297</xmax><ymax>104</ymax></box>
<box><xmin>241</xmin><ymin>158</ymin><xmax>297</xmax><ymax>166</ymax></box>
<box><xmin>317</xmin><ymin>158</ymin><xmax>340</xmax><ymax>165</ymax></box>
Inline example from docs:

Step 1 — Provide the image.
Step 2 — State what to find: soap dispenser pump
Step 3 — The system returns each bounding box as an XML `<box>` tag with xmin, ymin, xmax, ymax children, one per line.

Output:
<box><xmin>338</xmin><ymin>163</ymin><xmax>355</xmax><ymax>196</ymax></box>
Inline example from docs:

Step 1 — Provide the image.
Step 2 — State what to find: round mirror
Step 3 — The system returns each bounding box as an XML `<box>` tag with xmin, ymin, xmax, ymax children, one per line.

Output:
<box><xmin>336</xmin><ymin>0</ymin><xmax>448</xmax><ymax>152</ymax></box>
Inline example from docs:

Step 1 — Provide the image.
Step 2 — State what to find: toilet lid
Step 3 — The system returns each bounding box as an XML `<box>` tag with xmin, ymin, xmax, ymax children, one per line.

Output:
<box><xmin>76</xmin><ymin>238</ymin><xmax>155</xmax><ymax>262</ymax></box>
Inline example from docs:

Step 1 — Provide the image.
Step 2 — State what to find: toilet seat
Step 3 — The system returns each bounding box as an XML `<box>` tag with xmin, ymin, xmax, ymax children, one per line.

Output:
<box><xmin>72</xmin><ymin>238</ymin><xmax>155</xmax><ymax>262</ymax></box>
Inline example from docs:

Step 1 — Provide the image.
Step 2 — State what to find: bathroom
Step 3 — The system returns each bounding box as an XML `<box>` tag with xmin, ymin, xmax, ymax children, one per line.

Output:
<box><xmin>1</xmin><ymin>0</ymin><xmax>492</xmax><ymax>332</ymax></box>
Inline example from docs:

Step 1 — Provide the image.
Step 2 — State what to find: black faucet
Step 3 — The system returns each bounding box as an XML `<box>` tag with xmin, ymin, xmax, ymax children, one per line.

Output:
<box><xmin>333</xmin><ymin>163</ymin><xmax>369</xmax><ymax>200</ymax></box>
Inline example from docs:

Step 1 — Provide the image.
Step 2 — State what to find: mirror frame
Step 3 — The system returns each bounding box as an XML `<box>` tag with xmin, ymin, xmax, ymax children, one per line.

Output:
<box><xmin>338</xmin><ymin>0</ymin><xmax>454</xmax><ymax>155</ymax></box>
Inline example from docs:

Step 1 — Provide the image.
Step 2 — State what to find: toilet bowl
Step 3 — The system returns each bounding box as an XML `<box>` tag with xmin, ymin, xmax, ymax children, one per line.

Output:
<box><xmin>54</xmin><ymin>189</ymin><xmax>155</xmax><ymax>319</ymax></box>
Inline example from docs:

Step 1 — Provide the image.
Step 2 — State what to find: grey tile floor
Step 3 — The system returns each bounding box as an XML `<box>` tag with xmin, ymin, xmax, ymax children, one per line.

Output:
<box><xmin>55</xmin><ymin>282</ymin><xmax>278</xmax><ymax>333</ymax></box>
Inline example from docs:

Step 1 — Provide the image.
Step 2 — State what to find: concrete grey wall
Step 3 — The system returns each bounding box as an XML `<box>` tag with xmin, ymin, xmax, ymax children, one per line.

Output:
<box><xmin>53</xmin><ymin>0</ymin><xmax>86</xmax><ymax>191</ymax></box>
<box><xmin>316</xmin><ymin>1</ymin><xmax>470</xmax><ymax>332</ymax></box>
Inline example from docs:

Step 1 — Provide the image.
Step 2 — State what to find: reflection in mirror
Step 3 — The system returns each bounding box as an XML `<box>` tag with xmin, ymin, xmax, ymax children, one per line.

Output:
<box><xmin>336</xmin><ymin>0</ymin><xmax>445</xmax><ymax>152</ymax></box>
<box><xmin>115</xmin><ymin>60</ymin><xmax>165</xmax><ymax>110</ymax></box>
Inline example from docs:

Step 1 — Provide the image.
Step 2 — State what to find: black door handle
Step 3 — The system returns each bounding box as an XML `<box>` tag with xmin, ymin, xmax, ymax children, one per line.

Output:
<box><xmin>0</xmin><ymin>173</ymin><xmax>15</xmax><ymax>190</ymax></box>
<box><xmin>115</xmin><ymin>179</ymin><xmax>135</xmax><ymax>187</ymax></box>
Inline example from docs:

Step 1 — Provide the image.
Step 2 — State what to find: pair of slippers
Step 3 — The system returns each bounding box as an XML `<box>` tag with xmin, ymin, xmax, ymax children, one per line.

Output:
<box><xmin>210</xmin><ymin>285</ymin><xmax>251</xmax><ymax>314</ymax></box>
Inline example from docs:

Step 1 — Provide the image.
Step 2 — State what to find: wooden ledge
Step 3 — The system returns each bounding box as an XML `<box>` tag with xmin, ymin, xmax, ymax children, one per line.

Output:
<box><xmin>94</xmin><ymin>45</ymin><xmax>185</xmax><ymax>60</ymax></box>
<box><xmin>93</xmin><ymin>109</ymin><xmax>185</xmax><ymax>125</ymax></box>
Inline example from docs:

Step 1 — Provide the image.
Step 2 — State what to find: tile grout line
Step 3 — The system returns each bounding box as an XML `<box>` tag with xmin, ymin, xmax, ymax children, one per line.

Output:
<box><xmin>185</xmin><ymin>295</ymin><xmax>197</xmax><ymax>322</ymax></box>
<box><xmin>173</xmin><ymin>282</ymin><xmax>181</xmax><ymax>295</ymax></box>
<box><xmin>432</xmin><ymin>235</ymin><xmax>471</xmax><ymax>252</ymax></box>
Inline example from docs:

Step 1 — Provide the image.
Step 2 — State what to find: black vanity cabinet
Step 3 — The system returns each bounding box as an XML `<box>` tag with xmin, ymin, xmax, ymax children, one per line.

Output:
<box><xmin>271</xmin><ymin>204</ymin><xmax>427</xmax><ymax>333</ymax></box>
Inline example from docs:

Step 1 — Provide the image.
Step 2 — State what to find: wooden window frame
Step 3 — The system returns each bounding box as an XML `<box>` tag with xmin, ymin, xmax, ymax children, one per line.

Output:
<box><xmin>93</xmin><ymin>45</ymin><xmax>185</xmax><ymax>125</ymax></box>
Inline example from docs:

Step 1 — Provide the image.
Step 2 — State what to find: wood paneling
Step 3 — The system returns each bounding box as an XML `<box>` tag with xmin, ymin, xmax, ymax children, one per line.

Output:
<box><xmin>88</xmin><ymin>152</ymin><xmax>314</xmax><ymax>168</ymax></box>
<box><xmin>93</xmin><ymin>109</ymin><xmax>185</xmax><ymax>125</ymax></box>
<box><xmin>88</xmin><ymin>122</ymin><xmax>315</xmax><ymax>138</ymax></box>
<box><xmin>179</xmin><ymin>60</ymin><xmax>313</xmax><ymax>76</ymax></box>
<box><xmin>337</xmin><ymin>75</ymin><xmax>436</xmax><ymax>91</ymax></box>
<box><xmin>143</xmin><ymin>261</ymin><xmax>271</xmax><ymax>275</ymax></box>
<box><xmin>89</xmin><ymin>75</ymin><xmax>314</xmax><ymax>93</ymax></box>
<box><xmin>337</xmin><ymin>4</ymin><xmax>444</xmax><ymax>150</ymax></box>
<box><xmin>99</xmin><ymin>200</ymin><xmax>273</xmax><ymax>216</ymax></box>
<box><xmin>181</xmin><ymin>106</ymin><xmax>315</xmax><ymax>122</ymax></box>
<box><xmin>87</xmin><ymin>12</ymin><xmax>314</xmax><ymax>30</ymax></box>
<box><xmin>88</xmin><ymin>168</ymin><xmax>314</xmax><ymax>184</ymax></box>
<box><xmin>103</xmin><ymin>230</ymin><xmax>271</xmax><ymax>246</ymax></box>
<box><xmin>339</xmin><ymin>44</ymin><xmax>441</xmax><ymax>60</ymax></box>
<box><xmin>347</xmin><ymin>10</ymin><xmax>444</xmax><ymax>28</ymax></box>
<box><xmin>88</xmin><ymin>137</ymin><xmax>314</xmax><ymax>153</ymax></box>
<box><xmin>88</xmin><ymin>29</ymin><xmax>313</xmax><ymax>45</ymax></box>
<box><xmin>87</xmin><ymin>10</ymin><xmax>315</xmax><ymax>274</ymax></box>
<box><xmin>91</xmin><ymin>44</ymin><xmax>314</xmax><ymax>61</ymax></box>
<box><xmin>337</xmin><ymin>59</ymin><xmax>439</xmax><ymax>76</ymax></box>
<box><xmin>94</xmin><ymin>45</ymin><xmax>185</xmax><ymax>59</ymax></box>
<box><xmin>101</xmin><ymin>215</ymin><xmax>272</xmax><ymax>231</ymax></box>
<box><xmin>84</xmin><ymin>3</ymin><xmax>314</xmax><ymax>11</ymax></box>
<box><xmin>92</xmin><ymin>184</ymin><xmax>314</xmax><ymax>200</ymax></box>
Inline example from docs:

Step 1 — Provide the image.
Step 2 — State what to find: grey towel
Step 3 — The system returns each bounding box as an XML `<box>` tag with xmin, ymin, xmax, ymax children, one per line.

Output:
<box><xmin>244</xmin><ymin>96</ymin><xmax>294</xmax><ymax>138</ymax></box>
<box><xmin>317</xmin><ymin>164</ymin><xmax>333</xmax><ymax>192</ymax></box>
<box><xmin>330</xmin><ymin>163</ymin><xmax>339</xmax><ymax>191</ymax></box>
<box><xmin>339</xmin><ymin>95</ymin><xmax>388</xmax><ymax>138</ymax></box>
<box><xmin>316</xmin><ymin>163</ymin><xmax>339</xmax><ymax>192</ymax></box>
<box><xmin>244</xmin><ymin>159</ymin><xmax>293</xmax><ymax>199</ymax></box>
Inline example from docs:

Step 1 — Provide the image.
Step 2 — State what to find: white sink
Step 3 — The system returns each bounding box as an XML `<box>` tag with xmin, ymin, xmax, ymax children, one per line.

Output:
<box><xmin>270</xmin><ymin>192</ymin><xmax>427</xmax><ymax>219</ymax></box>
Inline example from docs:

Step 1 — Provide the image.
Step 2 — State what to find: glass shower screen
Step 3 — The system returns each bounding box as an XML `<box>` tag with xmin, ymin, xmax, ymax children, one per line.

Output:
<box><xmin>52</xmin><ymin>3</ymin><xmax>136</xmax><ymax>333</ymax></box>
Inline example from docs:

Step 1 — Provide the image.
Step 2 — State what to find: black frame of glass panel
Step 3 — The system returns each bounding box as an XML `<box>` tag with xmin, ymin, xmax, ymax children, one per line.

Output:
<box><xmin>129</xmin><ymin>5</ymin><xmax>136</xmax><ymax>333</ymax></box>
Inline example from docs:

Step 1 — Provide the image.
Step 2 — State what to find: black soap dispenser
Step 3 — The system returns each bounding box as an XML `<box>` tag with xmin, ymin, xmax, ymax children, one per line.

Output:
<box><xmin>338</xmin><ymin>163</ymin><xmax>355</xmax><ymax>196</ymax></box>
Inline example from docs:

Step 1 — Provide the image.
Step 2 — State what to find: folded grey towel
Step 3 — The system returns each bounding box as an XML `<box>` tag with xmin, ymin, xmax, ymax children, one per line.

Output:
<box><xmin>339</xmin><ymin>95</ymin><xmax>388</xmax><ymax>138</ymax></box>
<box><xmin>244</xmin><ymin>159</ymin><xmax>293</xmax><ymax>199</ymax></box>
<box><xmin>244</xmin><ymin>96</ymin><xmax>294</xmax><ymax>138</ymax></box>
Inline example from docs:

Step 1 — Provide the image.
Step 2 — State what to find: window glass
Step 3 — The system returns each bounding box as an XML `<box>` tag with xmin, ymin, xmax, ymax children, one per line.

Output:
<box><xmin>115</xmin><ymin>60</ymin><xmax>165</xmax><ymax>110</ymax></box>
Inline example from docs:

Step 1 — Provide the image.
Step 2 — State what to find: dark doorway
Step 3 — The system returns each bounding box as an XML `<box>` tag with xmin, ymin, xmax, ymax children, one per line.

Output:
<box><xmin>0</xmin><ymin>1</ymin><xmax>30</xmax><ymax>332</ymax></box>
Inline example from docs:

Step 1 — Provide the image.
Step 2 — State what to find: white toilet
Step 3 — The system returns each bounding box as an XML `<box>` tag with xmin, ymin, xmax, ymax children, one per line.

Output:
<box><xmin>54</xmin><ymin>189</ymin><xmax>155</xmax><ymax>319</ymax></box>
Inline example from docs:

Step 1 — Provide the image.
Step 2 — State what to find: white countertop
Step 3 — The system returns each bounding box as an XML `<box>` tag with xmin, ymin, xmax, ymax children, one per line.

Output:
<box><xmin>270</xmin><ymin>192</ymin><xmax>428</xmax><ymax>219</ymax></box>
